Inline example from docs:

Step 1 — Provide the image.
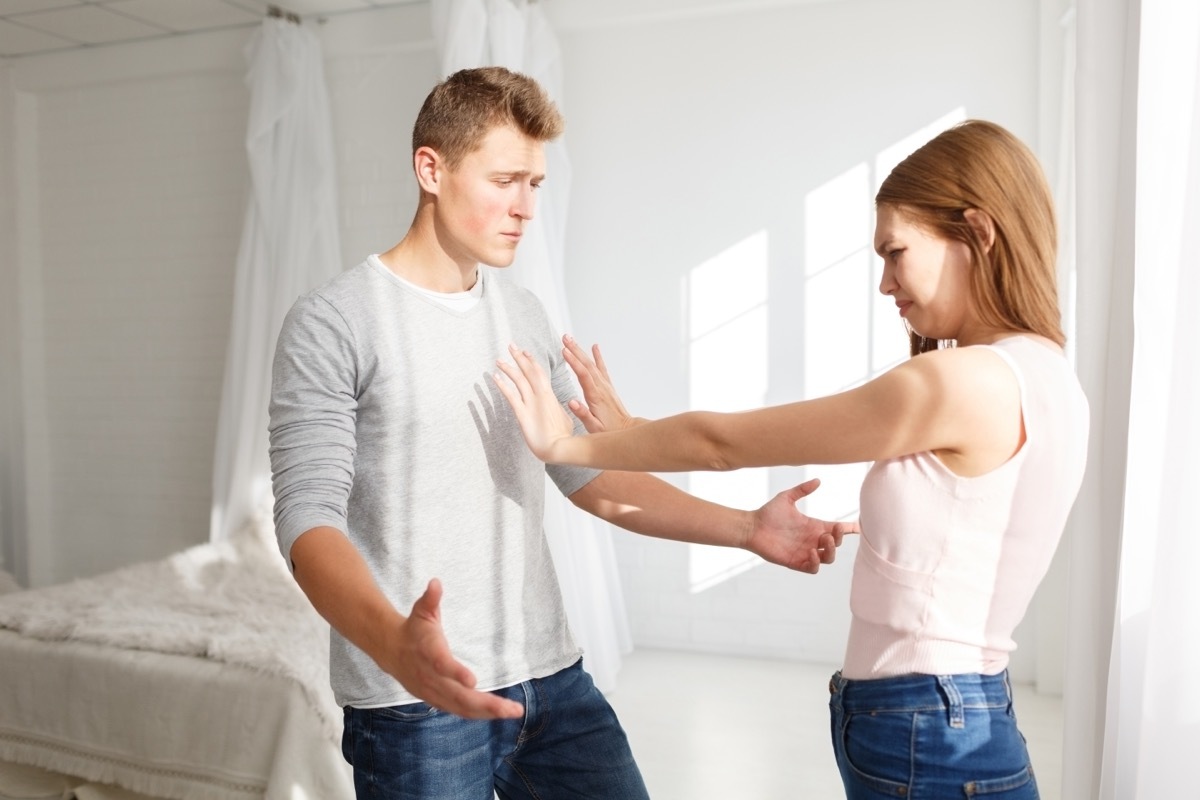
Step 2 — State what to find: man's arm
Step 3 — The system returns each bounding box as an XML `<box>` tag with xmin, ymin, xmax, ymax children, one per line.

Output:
<box><xmin>568</xmin><ymin>471</ymin><xmax>847</xmax><ymax>573</ymax></box>
<box><xmin>289</xmin><ymin>526</ymin><xmax>523</xmax><ymax>720</ymax></box>
<box><xmin>270</xmin><ymin>297</ymin><xmax>520</xmax><ymax>720</ymax></box>
<box><xmin>556</xmin><ymin>336</ymin><xmax>849</xmax><ymax>569</ymax></box>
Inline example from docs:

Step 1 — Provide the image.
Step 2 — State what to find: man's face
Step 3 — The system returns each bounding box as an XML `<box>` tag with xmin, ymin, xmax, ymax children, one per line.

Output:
<box><xmin>435</xmin><ymin>124</ymin><xmax>546</xmax><ymax>269</ymax></box>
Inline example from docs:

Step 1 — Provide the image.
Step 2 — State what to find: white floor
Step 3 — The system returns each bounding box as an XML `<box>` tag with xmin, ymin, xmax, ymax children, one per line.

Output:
<box><xmin>607</xmin><ymin>649</ymin><xmax>1063</xmax><ymax>800</ymax></box>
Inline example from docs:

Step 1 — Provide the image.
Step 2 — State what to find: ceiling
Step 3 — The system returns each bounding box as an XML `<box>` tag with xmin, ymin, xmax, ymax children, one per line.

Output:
<box><xmin>0</xmin><ymin>0</ymin><xmax>417</xmax><ymax>59</ymax></box>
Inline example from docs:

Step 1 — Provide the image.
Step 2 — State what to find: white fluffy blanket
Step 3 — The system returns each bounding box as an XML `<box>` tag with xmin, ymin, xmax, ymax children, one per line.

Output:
<box><xmin>0</xmin><ymin>520</ymin><xmax>338</xmax><ymax>740</ymax></box>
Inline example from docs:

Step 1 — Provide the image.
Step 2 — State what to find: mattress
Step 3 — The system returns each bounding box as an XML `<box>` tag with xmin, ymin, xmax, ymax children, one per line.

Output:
<box><xmin>0</xmin><ymin>521</ymin><xmax>352</xmax><ymax>800</ymax></box>
<box><xmin>0</xmin><ymin>630</ymin><xmax>352</xmax><ymax>800</ymax></box>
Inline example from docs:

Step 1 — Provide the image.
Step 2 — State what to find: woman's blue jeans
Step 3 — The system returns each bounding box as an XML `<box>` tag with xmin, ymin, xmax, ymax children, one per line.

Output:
<box><xmin>341</xmin><ymin>659</ymin><xmax>649</xmax><ymax>799</ymax></box>
<box><xmin>829</xmin><ymin>670</ymin><xmax>1039</xmax><ymax>798</ymax></box>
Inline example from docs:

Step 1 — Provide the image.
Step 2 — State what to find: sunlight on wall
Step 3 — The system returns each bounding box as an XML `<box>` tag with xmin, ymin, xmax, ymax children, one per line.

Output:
<box><xmin>801</xmin><ymin>163</ymin><xmax>877</xmax><ymax>523</ymax></box>
<box><xmin>686</xmin><ymin>231</ymin><xmax>769</xmax><ymax>593</ymax></box>
<box><xmin>799</xmin><ymin>108</ymin><xmax>968</xmax><ymax>524</ymax></box>
<box><xmin>682</xmin><ymin>110</ymin><xmax>968</xmax><ymax>592</ymax></box>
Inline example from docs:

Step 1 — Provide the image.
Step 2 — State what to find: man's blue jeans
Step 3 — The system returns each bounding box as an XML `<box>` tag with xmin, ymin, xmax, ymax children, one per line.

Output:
<box><xmin>342</xmin><ymin>659</ymin><xmax>649</xmax><ymax>799</ymax></box>
<box><xmin>829</xmin><ymin>670</ymin><xmax>1039</xmax><ymax>798</ymax></box>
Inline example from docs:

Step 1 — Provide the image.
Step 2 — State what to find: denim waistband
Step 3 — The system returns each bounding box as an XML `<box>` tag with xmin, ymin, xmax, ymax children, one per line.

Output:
<box><xmin>829</xmin><ymin>670</ymin><xmax>1013</xmax><ymax>715</ymax></box>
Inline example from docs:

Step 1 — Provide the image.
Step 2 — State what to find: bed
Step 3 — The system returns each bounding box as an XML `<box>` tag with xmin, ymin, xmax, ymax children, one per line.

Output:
<box><xmin>0</xmin><ymin>519</ymin><xmax>353</xmax><ymax>800</ymax></box>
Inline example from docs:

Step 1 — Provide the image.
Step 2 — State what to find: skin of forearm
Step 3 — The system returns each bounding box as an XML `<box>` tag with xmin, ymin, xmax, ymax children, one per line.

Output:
<box><xmin>556</xmin><ymin>411</ymin><xmax>736</xmax><ymax>472</ymax></box>
<box><xmin>570</xmin><ymin>470</ymin><xmax>751</xmax><ymax>549</ymax></box>
<box><xmin>290</xmin><ymin>526</ymin><xmax>405</xmax><ymax>668</ymax></box>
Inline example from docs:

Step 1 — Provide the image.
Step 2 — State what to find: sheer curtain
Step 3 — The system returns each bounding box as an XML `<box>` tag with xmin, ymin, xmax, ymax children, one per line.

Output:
<box><xmin>429</xmin><ymin>0</ymin><xmax>632</xmax><ymax>693</ymax></box>
<box><xmin>210</xmin><ymin>17</ymin><xmax>342</xmax><ymax>544</ymax></box>
<box><xmin>1064</xmin><ymin>0</ymin><xmax>1200</xmax><ymax>796</ymax></box>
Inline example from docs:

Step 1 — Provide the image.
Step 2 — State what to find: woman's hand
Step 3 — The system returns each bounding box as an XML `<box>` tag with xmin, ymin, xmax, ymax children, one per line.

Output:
<box><xmin>561</xmin><ymin>335</ymin><xmax>641</xmax><ymax>434</ymax></box>
<box><xmin>494</xmin><ymin>343</ymin><xmax>577</xmax><ymax>463</ymax></box>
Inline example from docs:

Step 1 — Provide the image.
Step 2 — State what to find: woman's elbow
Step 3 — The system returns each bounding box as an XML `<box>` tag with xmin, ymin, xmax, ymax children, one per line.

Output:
<box><xmin>699</xmin><ymin>429</ymin><xmax>740</xmax><ymax>471</ymax></box>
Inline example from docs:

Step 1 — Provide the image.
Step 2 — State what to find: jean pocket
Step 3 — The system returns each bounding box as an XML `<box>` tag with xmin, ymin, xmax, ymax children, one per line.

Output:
<box><xmin>840</xmin><ymin>711</ymin><xmax>912</xmax><ymax>794</ymax></box>
<box><xmin>373</xmin><ymin>701</ymin><xmax>440</xmax><ymax>722</ymax></box>
<box><xmin>964</xmin><ymin>764</ymin><xmax>1037</xmax><ymax>797</ymax></box>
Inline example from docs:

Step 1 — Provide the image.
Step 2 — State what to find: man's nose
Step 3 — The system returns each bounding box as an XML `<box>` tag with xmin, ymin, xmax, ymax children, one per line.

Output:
<box><xmin>513</xmin><ymin>184</ymin><xmax>536</xmax><ymax>220</ymax></box>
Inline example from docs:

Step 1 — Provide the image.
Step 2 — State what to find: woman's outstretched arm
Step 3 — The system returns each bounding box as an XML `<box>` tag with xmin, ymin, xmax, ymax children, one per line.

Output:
<box><xmin>494</xmin><ymin>341</ymin><xmax>1018</xmax><ymax>473</ymax></box>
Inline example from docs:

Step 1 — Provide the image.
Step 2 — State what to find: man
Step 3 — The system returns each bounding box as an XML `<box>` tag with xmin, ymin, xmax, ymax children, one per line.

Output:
<box><xmin>269</xmin><ymin>66</ymin><xmax>843</xmax><ymax>799</ymax></box>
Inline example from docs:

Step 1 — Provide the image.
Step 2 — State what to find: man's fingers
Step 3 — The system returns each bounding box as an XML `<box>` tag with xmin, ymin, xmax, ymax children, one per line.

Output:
<box><xmin>783</xmin><ymin>478</ymin><xmax>821</xmax><ymax>503</ymax></box>
<box><xmin>419</xmin><ymin>669</ymin><xmax>524</xmax><ymax>720</ymax></box>
<box><xmin>817</xmin><ymin>534</ymin><xmax>838</xmax><ymax>564</ymax></box>
<box><xmin>410</xmin><ymin>578</ymin><xmax>443</xmax><ymax>622</ymax></box>
<box><xmin>433</xmin><ymin>683</ymin><xmax>524</xmax><ymax>720</ymax></box>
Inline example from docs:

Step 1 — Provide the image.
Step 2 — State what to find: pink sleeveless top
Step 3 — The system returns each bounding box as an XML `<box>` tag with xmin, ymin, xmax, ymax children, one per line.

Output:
<box><xmin>841</xmin><ymin>336</ymin><xmax>1089</xmax><ymax>679</ymax></box>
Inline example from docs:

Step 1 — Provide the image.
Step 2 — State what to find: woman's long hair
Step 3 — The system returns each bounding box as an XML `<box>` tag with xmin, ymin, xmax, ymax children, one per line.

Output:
<box><xmin>876</xmin><ymin>120</ymin><xmax>1063</xmax><ymax>356</ymax></box>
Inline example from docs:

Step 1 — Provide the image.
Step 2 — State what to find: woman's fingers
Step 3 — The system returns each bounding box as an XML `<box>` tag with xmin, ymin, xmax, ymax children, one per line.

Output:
<box><xmin>568</xmin><ymin>398</ymin><xmax>606</xmax><ymax>433</ymax></box>
<box><xmin>494</xmin><ymin>343</ymin><xmax>548</xmax><ymax>402</ymax></box>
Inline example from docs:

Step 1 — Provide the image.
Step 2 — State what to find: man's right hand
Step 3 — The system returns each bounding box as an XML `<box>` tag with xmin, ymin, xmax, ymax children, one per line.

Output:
<box><xmin>292</xmin><ymin>530</ymin><xmax>523</xmax><ymax>721</ymax></box>
<box><xmin>385</xmin><ymin>579</ymin><xmax>525</xmax><ymax>720</ymax></box>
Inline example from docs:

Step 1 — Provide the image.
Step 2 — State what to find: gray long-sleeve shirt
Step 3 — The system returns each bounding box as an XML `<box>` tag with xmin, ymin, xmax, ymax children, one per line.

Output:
<box><xmin>269</xmin><ymin>258</ymin><xmax>598</xmax><ymax>708</ymax></box>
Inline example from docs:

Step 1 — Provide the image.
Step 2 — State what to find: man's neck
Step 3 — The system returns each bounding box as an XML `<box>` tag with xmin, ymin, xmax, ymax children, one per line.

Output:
<box><xmin>378</xmin><ymin>216</ymin><xmax>479</xmax><ymax>293</ymax></box>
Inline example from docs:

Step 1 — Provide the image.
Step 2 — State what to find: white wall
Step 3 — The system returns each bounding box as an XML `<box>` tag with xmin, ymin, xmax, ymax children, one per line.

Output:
<box><xmin>552</xmin><ymin>0</ymin><xmax>1049</xmax><ymax>677</ymax></box>
<box><xmin>0</xmin><ymin>0</ymin><xmax>1063</xmax><ymax>681</ymax></box>
<box><xmin>0</xmin><ymin>62</ymin><xmax>19</xmax><ymax>580</ymax></box>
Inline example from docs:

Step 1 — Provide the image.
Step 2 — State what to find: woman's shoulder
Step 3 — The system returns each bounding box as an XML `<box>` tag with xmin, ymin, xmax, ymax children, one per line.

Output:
<box><xmin>897</xmin><ymin>345</ymin><xmax>1022</xmax><ymax>412</ymax></box>
<box><xmin>906</xmin><ymin>343</ymin><xmax>1016</xmax><ymax>377</ymax></box>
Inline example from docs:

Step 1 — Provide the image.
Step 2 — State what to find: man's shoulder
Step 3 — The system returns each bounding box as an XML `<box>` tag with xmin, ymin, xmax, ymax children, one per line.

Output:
<box><xmin>484</xmin><ymin>270</ymin><xmax>550</xmax><ymax>315</ymax></box>
<box><xmin>278</xmin><ymin>261</ymin><xmax>379</xmax><ymax>336</ymax></box>
<box><xmin>309</xmin><ymin>259</ymin><xmax>379</xmax><ymax>304</ymax></box>
<box><xmin>287</xmin><ymin>260</ymin><xmax>384</xmax><ymax>318</ymax></box>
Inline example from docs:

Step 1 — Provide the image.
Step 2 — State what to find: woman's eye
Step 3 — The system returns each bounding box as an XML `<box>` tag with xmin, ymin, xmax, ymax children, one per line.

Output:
<box><xmin>888</xmin><ymin>249</ymin><xmax>903</xmax><ymax>260</ymax></box>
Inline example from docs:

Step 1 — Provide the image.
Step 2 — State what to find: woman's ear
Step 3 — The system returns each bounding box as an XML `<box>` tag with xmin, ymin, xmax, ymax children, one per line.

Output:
<box><xmin>414</xmin><ymin>146</ymin><xmax>442</xmax><ymax>195</ymax></box>
<box><xmin>963</xmin><ymin>208</ymin><xmax>996</xmax><ymax>253</ymax></box>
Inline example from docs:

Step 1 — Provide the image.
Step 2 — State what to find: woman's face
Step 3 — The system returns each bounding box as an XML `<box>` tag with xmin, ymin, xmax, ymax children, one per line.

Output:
<box><xmin>874</xmin><ymin>205</ymin><xmax>974</xmax><ymax>342</ymax></box>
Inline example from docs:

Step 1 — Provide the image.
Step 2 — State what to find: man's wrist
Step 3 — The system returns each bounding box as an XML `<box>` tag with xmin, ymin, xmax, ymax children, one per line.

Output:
<box><xmin>738</xmin><ymin>509</ymin><xmax>757</xmax><ymax>552</ymax></box>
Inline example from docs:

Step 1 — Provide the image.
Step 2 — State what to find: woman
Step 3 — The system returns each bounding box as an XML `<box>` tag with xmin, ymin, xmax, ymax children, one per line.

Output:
<box><xmin>494</xmin><ymin>120</ymin><xmax>1088</xmax><ymax>797</ymax></box>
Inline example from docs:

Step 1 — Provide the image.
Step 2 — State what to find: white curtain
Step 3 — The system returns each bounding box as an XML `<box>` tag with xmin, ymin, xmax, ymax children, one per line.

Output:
<box><xmin>1063</xmin><ymin>0</ymin><xmax>1200</xmax><ymax>796</ymax></box>
<box><xmin>429</xmin><ymin>0</ymin><xmax>632</xmax><ymax>693</ymax></box>
<box><xmin>210</xmin><ymin>18</ymin><xmax>342</xmax><ymax>544</ymax></box>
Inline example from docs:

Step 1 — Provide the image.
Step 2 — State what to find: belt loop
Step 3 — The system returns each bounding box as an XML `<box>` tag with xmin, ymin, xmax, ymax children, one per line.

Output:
<box><xmin>936</xmin><ymin>675</ymin><xmax>965</xmax><ymax>729</ymax></box>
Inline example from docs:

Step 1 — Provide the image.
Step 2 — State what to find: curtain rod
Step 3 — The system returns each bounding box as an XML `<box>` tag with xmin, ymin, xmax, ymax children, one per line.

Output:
<box><xmin>268</xmin><ymin>0</ymin><xmax>539</xmax><ymax>26</ymax></box>
<box><xmin>267</xmin><ymin>5</ymin><xmax>302</xmax><ymax>25</ymax></box>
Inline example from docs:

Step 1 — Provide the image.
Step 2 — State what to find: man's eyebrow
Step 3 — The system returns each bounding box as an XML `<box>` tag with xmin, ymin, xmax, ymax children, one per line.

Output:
<box><xmin>491</xmin><ymin>169</ymin><xmax>546</xmax><ymax>182</ymax></box>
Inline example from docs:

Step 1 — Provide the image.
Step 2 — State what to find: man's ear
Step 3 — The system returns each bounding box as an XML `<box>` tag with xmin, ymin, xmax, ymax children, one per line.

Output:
<box><xmin>414</xmin><ymin>146</ymin><xmax>442</xmax><ymax>195</ymax></box>
<box><xmin>963</xmin><ymin>208</ymin><xmax>996</xmax><ymax>253</ymax></box>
